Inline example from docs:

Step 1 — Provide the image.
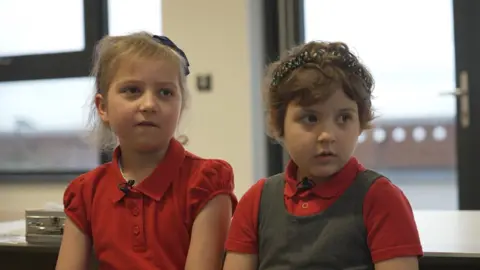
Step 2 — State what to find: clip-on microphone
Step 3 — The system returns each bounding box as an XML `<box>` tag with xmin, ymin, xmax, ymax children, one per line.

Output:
<box><xmin>118</xmin><ymin>179</ymin><xmax>136</xmax><ymax>195</ymax></box>
<box><xmin>295</xmin><ymin>177</ymin><xmax>316</xmax><ymax>195</ymax></box>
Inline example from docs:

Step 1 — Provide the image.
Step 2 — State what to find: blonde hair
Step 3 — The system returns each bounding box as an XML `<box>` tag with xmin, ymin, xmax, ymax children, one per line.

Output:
<box><xmin>88</xmin><ymin>31</ymin><xmax>190</xmax><ymax>150</ymax></box>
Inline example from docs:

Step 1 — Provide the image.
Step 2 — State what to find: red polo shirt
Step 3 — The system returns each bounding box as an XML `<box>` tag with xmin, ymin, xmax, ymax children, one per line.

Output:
<box><xmin>63</xmin><ymin>139</ymin><xmax>238</xmax><ymax>270</ymax></box>
<box><xmin>225</xmin><ymin>157</ymin><xmax>423</xmax><ymax>263</ymax></box>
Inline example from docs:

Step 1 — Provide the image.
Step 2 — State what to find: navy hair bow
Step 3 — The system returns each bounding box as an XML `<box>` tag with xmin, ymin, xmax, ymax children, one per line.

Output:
<box><xmin>152</xmin><ymin>35</ymin><xmax>190</xmax><ymax>76</ymax></box>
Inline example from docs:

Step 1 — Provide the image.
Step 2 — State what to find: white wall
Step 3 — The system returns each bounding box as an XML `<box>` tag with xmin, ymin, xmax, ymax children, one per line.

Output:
<box><xmin>0</xmin><ymin>0</ymin><xmax>266</xmax><ymax>220</ymax></box>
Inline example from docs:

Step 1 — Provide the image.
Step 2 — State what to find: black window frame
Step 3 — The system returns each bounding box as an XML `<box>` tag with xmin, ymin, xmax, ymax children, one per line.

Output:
<box><xmin>0</xmin><ymin>0</ymin><xmax>108</xmax><ymax>182</ymax></box>
<box><xmin>264</xmin><ymin>0</ymin><xmax>304</xmax><ymax>176</ymax></box>
<box><xmin>453</xmin><ymin>0</ymin><xmax>480</xmax><ymax>210</ymax></box>
<box><xmin>0</xmin><ymin>0</ymin><xmax>108</xmax><ymax>82</ymax></box>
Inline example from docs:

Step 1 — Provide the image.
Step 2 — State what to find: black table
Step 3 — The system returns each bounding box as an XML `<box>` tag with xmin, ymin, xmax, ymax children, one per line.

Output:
<box><xmin>0</xmin><ymin>238</ymin><xmax>59</xmax><ymax>270</ymax></box>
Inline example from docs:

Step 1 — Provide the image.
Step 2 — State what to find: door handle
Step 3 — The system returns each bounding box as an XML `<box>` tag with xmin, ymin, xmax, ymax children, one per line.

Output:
<box><xmin>438</xmin><ymin>71</ymin><xmax>469</xmax><ymax>129</ymax></box>
<box><xmin>439</xmin><ymin>71</ymin><xmax>469</xmax><ymax>96</ymax></box>
<box><xmin>458</xmin><ymin>71</ymin><xmax>469</xmax><ymax>129</ymax></box>
<box><xmin>439</xmin><ymin>88</ymin><xmax>467</xmax><ymax>96</ymax></box>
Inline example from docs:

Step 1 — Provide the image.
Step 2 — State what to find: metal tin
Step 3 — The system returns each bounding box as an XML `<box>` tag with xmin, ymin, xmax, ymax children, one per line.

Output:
<box><xmin>25</xmin><ymin>209</ymin><xmax>65</xmax><ymax>245</ymax></box>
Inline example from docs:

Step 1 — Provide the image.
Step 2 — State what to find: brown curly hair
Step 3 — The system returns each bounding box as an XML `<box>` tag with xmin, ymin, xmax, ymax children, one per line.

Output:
<box><xmin>263</xmin><ymin>41</ymin><xmax>375</xmax><ymax>139</ymax></box>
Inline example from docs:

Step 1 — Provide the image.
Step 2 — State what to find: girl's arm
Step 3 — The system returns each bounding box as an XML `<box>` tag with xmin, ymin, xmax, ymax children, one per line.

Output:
<box><xmin>223</xmin><ymin>179</ymin><xmax>265</xmax><ymax>270</ymax></box>
<box><xmin>223</xmin><ymin>252</ymin><xmax>258</xmax><ymax>270</ymax></box>
<box><xmin>56</xmin><ymin>217</ymin><xmax>92</xmax><ymax>270</ymax></box>
<box><xmin>364</xmin><ymin>179</ymin><xmax>422</xmax><ymax>270</ymax></box>
<box><xmin>375</xmin><ymin>257</ymin><xmax>418</xmax><ymax>270</ymax></box>
<box><xmin>185</xmin><ymin>194</ymin><xmax>232</xmax><ymax>270</ymax></box>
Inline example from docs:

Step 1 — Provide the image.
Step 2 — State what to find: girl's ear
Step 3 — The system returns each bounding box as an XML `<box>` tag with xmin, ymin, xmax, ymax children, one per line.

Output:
<box><xmin>95</xmin><ymin>93</ymin><xmax>109</xmax><ymax>124</ymax></box>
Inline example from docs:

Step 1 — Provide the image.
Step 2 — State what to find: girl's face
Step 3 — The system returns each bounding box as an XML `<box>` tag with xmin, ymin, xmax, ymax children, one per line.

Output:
<box><xmin>96</xmin><ymin>58</ymin><xmax>182</xmax><ymax>153</ymax></box>
<box><xmin>282</xmin><ymin>86</ymin><xmax>361</xmax><ymax>181</ymax></box>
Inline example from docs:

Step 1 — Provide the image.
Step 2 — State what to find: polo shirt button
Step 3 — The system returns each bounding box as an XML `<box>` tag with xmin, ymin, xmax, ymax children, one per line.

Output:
<box><xmin>133</xmin><ymin>225</ymin><xmax>140</xmax><ymax>235</ymax></box>
<box><xmin>301</xmin><ymin>202</ymin><xmax>309</xmax><ymax>209</ymax></box>
<box><xmin>132</xmin><ymin>207</ymin><xmax>139</xmax><ymax>216</ymax></box>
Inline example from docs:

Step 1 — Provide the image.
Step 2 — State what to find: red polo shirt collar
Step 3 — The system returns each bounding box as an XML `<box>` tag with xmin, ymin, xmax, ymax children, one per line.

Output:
<box><xmin>284</xmin><ymin>157</ymin><xmax>364</xmax><ymax>199</ymax></box>
<box><xmin>110</xmin><ymin>139</ymin><xmax>186</xmax><ymax>202</ymax></box>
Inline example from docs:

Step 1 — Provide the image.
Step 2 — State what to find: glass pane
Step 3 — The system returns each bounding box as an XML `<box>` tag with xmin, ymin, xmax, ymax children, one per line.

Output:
<box><xmin>0</xmin><ymin>77</ymin><xmax>99</xmax><ymax>171</ymax></box>
<box><xmin>108</xmin><ymin>0</ymin><xmax>162</xmax><ymax>35</ymax></box>
<box><xmin>304</xmin><ymin>0</ymin><xmax>457</xmax><ymax>209</ymax></box>
<box><xmin>0</xmin><ymin>0</ymin><xmax>85</xmax><ymax>57</ymax></box>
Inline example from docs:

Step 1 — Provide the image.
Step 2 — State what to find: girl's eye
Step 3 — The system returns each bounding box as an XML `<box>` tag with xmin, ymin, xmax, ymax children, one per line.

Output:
<box><xmin>338</xmin><ymin>114</ymin><xmax>352</xmax><ymax>124</ymax></box>
<box><xmin>121</xmin><ymin>86</ymin><xmax>141</xmax><ymax>94</ymax></box>
<box><xmin>301</xmin><ymin>114</ymin><xmax>318</xmax><ymax>124</ymax></box>
<box><xmin>159</xmin><ymin>88</ymin><xmax>173</xmax><ymax>96</ymax></box>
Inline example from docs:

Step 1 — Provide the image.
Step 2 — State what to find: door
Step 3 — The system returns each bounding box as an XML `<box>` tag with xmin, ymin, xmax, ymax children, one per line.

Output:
<box><xmin>297</xmin><ymin>0</ymin><xmax>479</xmax><ymax>210</ymax></box>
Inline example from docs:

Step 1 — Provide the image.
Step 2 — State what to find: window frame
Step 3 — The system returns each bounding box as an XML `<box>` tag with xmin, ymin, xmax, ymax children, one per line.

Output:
<box><xmin>0</xmin><ymin>0</ymin><xmax>108</xmax><ymax>82</ymax></box>
<box><xmin>0</xmin><ymin>0</ymin><xmax>108</xmax><ymax>180</ymax></box>
<box><xmin>264</xmin><ymin>0</ymin><xmax>304</xmax><ymax>176</ymax></box>
<box><xmin>453</xmin><ymin>0</ymin><xmax>480</xmax><ymax>210</ymax></box>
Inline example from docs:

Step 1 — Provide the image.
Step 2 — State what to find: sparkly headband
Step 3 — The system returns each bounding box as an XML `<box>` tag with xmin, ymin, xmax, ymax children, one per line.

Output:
<box><xmin>271</xmin><ymin>49</ymin><xmax>373</xmax><ymax>90</ymax></box>
<box><xmin>152</xmin><ymin>35</ymin><xmax>191</xmax><ymax>76</ymax></box>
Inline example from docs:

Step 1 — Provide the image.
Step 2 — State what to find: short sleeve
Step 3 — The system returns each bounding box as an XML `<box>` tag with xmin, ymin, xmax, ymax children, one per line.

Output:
<box><xmin>225</xmin><ymin>179</ymin><xmax>265</xmax><ymax>254</ymax></box>
<box><xmin>63</xmin><ymin>176</ymin><xmax>92</xmax><ymax>237</ymax></box>
<box><xmin>187</xmin><ymin>159</ymin><xmax>238</xmax><ymax>223</ymax></box>
<box><xmin>363</xmin><ymin>178</ymin><xmax>423</xmax><ymax>263</ymax></box>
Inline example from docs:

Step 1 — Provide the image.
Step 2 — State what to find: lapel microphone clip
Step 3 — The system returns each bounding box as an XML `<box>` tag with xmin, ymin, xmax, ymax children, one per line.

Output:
<box><xmin>118</xmin><ymin>179</ymin><xmax>136</xmax><ymax>195</ymax></box>
<box><xmin>295</xmin><ymin>177</ymin><xmax>316</xmax><ymax>194</ymax></box>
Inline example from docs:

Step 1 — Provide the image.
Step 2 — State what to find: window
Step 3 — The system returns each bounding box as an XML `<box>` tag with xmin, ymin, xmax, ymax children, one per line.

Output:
<box><xmin>108</xmin><ymin>0</ymin><xmax>162</xmax><ymax>35</ymax></box>
<box><xmin>0</xmin><ymin>78</ymin><xmax>98</xmax><ymax>172</ymax></box>
<box><xmin>0</xmin><ymin>0</ymin><xmax>103</xmax><ymax>82</ymax></box>
<box><xmin>0</xmin><ymin>0</ymin><xmax>85</xmax><ymax>57</ymax></box>
<box><xmin>0</xmin><ymin>0</ymin><xmax>162</xmax><ymax>175</ymax></box>
<box><xmin>304</xmin><ymin>0</ymin><xmax>457</xmax><ymax>209</ymax></box>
